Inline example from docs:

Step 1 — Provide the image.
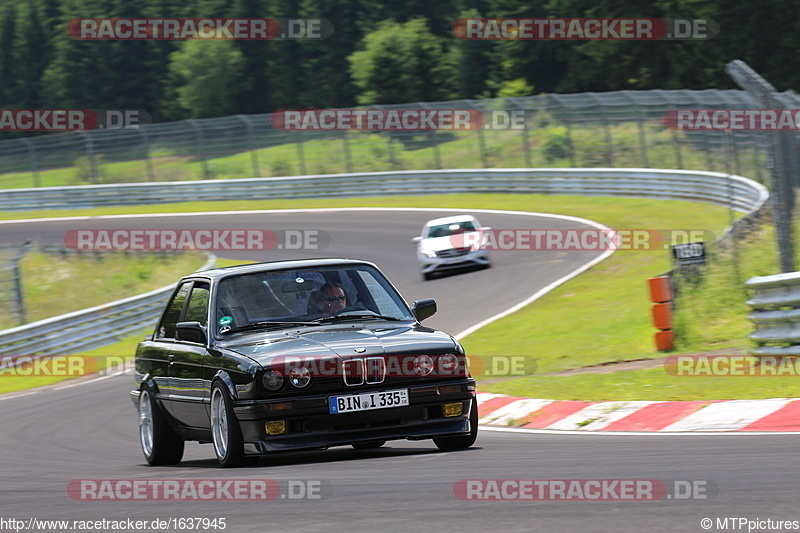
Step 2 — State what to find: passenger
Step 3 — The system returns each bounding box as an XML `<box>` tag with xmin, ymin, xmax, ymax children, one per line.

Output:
<box><xmin>307</xmin><ymin>290</ymin><xmax>328</xmax><ymax>317</ymax></box>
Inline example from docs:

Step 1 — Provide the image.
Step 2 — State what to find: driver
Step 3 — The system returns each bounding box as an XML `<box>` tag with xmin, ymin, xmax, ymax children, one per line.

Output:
<box><xmin>320</xmin><ymin>283</ymin><xmax>347</xmax><ymax>314</ymax></box>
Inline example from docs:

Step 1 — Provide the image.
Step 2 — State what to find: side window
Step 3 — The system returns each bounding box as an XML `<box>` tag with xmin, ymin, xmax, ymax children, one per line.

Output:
<box><xmin>156</xmin><ymin>282</ymin><xmax>191</xmax><ymax>339</ymax></box>
<box><xmin>185</xmin><ymin>283</ymin><xmax>210</xmax><ymax>326</ymax></box>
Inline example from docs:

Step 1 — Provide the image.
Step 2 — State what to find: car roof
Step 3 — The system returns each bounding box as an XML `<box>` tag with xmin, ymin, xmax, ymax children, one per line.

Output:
<box><xmin>423</xmin><ymin>214</ymin><xmax>478</xmax><ymax>227</ymax></box>
<box><xmin>185</xmin><ymin>258</ymin><xmax>377</xmax><ymax>282</ymax></box>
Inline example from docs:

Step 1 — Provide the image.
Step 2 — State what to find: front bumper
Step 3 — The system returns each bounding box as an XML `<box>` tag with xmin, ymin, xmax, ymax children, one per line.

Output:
<box><xmin>234</xmin><ymin>380</ymin><xmax>476</xmax><ymax>453</ymax></box>
<box><xmin>419</xmin><ymin>250</ymin><xmax>490</xmax><ymax>274</ymax></box>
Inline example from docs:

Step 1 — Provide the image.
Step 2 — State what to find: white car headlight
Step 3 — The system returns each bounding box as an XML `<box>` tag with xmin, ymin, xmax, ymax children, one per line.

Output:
<box><xmin>420</xmin><ymin>249</ymin><xmax>437</xmax><ymax>258</ymax></box>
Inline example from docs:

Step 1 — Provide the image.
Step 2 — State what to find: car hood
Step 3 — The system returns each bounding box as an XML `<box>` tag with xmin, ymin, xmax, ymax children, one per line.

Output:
<box><xmin>419</xmin><ymin>234</ymin><xmax>479</xmax><ymax>252</ymax></box>
<box><xmin>219</xmin><ymin>324</ymin><xmax>459</xmax><ymax>366</ymax></box>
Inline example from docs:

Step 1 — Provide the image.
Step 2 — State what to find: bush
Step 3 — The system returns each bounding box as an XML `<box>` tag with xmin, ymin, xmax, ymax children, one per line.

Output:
<box><xmin>541</xmin><ymin>128</ymin><xmax>573</xmax><ymax>163</ymax></box>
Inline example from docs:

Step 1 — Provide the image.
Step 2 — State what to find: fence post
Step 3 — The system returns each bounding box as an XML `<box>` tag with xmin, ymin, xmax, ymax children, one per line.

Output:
<box><xmin>187</xmin><ymin>120</ymin><xmax>210</xmax><ymax>179</ymax></box>
<box><xmin>140</xmin><ymin>128</ymin><xmax>155</xmax><ymax>181</ymax></box>
<box><xmin>342</xmin><ymin>133</ymin><xmax>353</xmax><ymax>174</ymax></box>
<box><xmin>294</xmin><ymin>130</ymin><xmax>307</xmax><ymax>175</ymax></box>
<box><xmin>513</xmin><ymin>99</ymin><xmax>532</xmax><ymax>168</ymax></box>
<box><xmin>635</xmin><ymin>108</ymin><xmax>649</xmax><ymax>167</ymax></box>
<box><xmin>587</xmin><ymin>94</ymin><xmax>613</xmax><ymax>166</ymax></box>
<box><xmin>21</xmin><ymin>138</ymin><xmax>40</xmax><ymax>187</ymax></box>
<box><xmin>727</xmin><ymin>59</ymin><xmax>795</xmax><ymax>272</ymax></box>
<box><xmin>419</xmin><ymin>102</ymin><xmax>442</xmax><ymax>169</ymax></box>
<box><xmin>236</xmin><ymin>115</ymin><xmax>260</xmax><ymax>178</ymax></box>
<box><xmin>79</xmin><ymin>132</ymin><xmax>98</xmax><ymax>184</ymax></box>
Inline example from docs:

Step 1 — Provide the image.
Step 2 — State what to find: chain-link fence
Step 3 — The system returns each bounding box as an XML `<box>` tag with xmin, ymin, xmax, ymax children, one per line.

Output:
<box><xmin>0</xmin><ymin>89</ymin><xmax>783</xmax><ymax>190</ymax></box>
<box><xmin>0</xmin><ymin>245</ymin><xmax>30</xmax><ymax>326</ymax></box>
<box><xmin>726</xmin><ymin>60</ymin><xmax>800</xmax><ymax>272</ymax></box>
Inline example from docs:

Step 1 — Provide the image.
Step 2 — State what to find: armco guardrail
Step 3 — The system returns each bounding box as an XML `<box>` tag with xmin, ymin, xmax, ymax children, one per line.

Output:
<box><xmin>0</xmin><ymin>254</ymin><xmax>215</xmax><ymax>357</ymax></box>
<box><xmin>746</xmin><ymin>272</ymin><xmax>800</xmax><ymax>356</ymax></box>
<box><xmin>0</xmin><ymin>168</ymin><xmax>769</xmax><ymax>212</ymax></box>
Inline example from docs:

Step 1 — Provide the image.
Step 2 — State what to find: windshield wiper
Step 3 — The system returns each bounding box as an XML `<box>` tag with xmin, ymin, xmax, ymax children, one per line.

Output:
<box><xmin>314</xmin><ymin>314</ymin><xmax>407</xmax><ymax>323</ymax></box>
<box><xmin>223</xmin><ymin>321</ymin><xmax>318</xmax><ymax>334</ymax></box>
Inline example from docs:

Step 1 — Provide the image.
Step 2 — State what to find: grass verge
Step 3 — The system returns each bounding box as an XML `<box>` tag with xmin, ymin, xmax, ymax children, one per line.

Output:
<box><xmin>0</xmin><ymin>257</ymin><xmax>247</xmax><ymax>396</ymax></box>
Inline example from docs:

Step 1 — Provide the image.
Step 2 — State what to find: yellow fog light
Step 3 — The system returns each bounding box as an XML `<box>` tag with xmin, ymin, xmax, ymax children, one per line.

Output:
<box><xmin>442</xmin><ymin>403</ymin><xmax>463</xmax><ymax>417</ymax></box>
<box><xmin>265</xmin><ymin>420</ymin><xmax>288</xmax><ymax>435</ymax></box>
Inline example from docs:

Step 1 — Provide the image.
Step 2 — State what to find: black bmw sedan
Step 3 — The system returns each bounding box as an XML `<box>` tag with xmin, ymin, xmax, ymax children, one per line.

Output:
<box><xmin>131</xmin><ymin>258</ymin><xmax>477</xmax><ymax>467</ymax></box>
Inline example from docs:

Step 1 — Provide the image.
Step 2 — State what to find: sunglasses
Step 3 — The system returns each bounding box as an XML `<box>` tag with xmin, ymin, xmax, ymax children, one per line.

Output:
<box><xmin>326</xmin><ymin>295</ymin><xmax>346</xmax><ymax>302</ymax></box>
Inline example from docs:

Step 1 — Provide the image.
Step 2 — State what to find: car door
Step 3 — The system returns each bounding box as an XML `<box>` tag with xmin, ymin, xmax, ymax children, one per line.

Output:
<box><xmin>148</xmin><ymin>281</ymin><xmax>192</xmax><ymax>416</ymax></box>
<box><xmin>166</xmin><ymin>281</ymin><xmax>212</xmax><ymax>429</ymax></box>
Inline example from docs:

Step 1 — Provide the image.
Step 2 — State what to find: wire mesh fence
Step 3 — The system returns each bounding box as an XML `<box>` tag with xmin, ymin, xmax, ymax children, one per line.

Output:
<box><xmin>0</xmin><ymin>89</ymin><xmax>781</xmax><ymax>190</ymax></box>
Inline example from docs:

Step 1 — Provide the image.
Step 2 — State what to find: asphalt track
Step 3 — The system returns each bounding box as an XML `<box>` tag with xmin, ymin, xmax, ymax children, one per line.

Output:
<box><xmin>2</xmin><ymin>209</ymin><xmax>798</xmax><ymax>533</ymax></box>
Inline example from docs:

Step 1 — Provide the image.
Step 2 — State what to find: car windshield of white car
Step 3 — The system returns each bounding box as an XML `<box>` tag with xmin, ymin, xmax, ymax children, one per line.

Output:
<box><xmin>427</xmin><ymin>221</ymin><xmax>476</xmax><ymax>238</ymax></box>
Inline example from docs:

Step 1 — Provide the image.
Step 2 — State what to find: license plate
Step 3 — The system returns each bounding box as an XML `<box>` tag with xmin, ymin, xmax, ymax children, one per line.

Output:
<box><xmin>329</xmin><ymin>389</ymin><xmax>409</xmax><ymax>414</ymax></box>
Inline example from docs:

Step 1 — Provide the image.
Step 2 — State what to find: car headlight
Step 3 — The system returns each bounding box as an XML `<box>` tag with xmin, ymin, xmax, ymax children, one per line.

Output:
<box><xmin>438</xmin><ymin>354</ymin><xmax>459</xmax><ymax>375</ymax></box>
<box><xmin>420</xmin><ymin>249</ymin><xmax>437</xmax><ymax>258</ymax></box>
<box><xmin>262</xmin><ymin>370</ymin><xmax>284</xmax><ymax>391</ymax></box>
<box><xmin>413</xmin><ymin>355</ymin><xmax>434</xmax><ymax>376</ymax></box>
<box><xmin>289</xmin><ymin>367</ymin><xmax>311</xmax><ymax>388</ymax></box>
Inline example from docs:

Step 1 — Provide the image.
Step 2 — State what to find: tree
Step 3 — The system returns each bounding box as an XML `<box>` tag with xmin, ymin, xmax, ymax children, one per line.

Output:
<box><xmin>349</xmin><ymin>18</ymin><xmax>455</xmax><ymax>105</ymax></box>
<box><xmin>0</xmin><ymin>4</ymin><xmax>18</xmax><ymax>106</ymax></box>
<box><xmin>168</xmin><ymin>39</ymin><xmax>245</xmax><ymax>118</ymax></box>
<box><xmin>15</xmin><ymin>2</ymin><xmax>54</xmax><ymax>108</ymax></box>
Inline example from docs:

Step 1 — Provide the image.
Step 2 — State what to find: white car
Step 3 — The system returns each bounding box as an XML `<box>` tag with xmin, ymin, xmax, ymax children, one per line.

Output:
<box><xmin>412</xmin><ymin>215</ymin><xmax>491</xmax><ymax>281</ymax></box>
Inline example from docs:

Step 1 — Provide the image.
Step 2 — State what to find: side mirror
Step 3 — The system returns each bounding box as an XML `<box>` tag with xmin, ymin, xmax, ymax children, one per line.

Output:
<box><xmin>411</xmin><ymin>298</ymin><xmax>437</xmax><ymax>322</ymax></box>
<box><xmin>176</xmin><ymin>321</ymin><xmax>207</xmax><ymax>344</ymax></box>
<box><xmin>412</xmin><ymin>236</ymin><xmax>422</xmax><ymax>243</ymax></box>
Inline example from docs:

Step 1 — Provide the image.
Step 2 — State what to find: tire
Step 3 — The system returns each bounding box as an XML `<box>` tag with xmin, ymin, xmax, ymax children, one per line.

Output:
<box><xmin>423</xmin><ymin>272</ymin><xmax>434</xmax><ymax>281</ymax></box>
<box><xmin>139</xmin><ymin>387</ymin><xmax>184</xmax><ymax>466</ymax></box>
<box><xmin>352</xmin><ymin>440</ymin><xmax>386</xmax><ymax>450</ymax></box>
<box><xmin>210</xmin><ymin>382</ymin><xmax>250</xmax><ymax>467</ymax></box>
<box><xmin>433</xmin><ymin>400</ymin><xmax>478</xmax><ymax>451</ymax></box>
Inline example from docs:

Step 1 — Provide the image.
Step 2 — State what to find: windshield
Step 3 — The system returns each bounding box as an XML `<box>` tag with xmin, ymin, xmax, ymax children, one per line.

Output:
<box><xmin>214</xmin><ymin>265</ymin><xmax>414</xmax><ymax>336</ymax></box>
<box><xmin>426</xmin><ymin>221</ymin><xmax>477</xmax><ymax>238</ymax></box>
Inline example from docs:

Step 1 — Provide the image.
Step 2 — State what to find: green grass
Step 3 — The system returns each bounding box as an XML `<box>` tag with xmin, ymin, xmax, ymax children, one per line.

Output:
<box><xmin>0</xmin><ymin>332</ymin><xmax>145</xmax><ymax>395</ymax></box>
<box><xmin>0</xmin><ymin>257</ymin><xmax>249</xmax><ymax>395</ymax></box>
<box><xmin>477</xmin><ymin>221</ymin><xmax>797</xmax><ymax>400</ymax></box>
<box><xmin>16</xmin><ymin>251</ymin><xmax>208</xmax><ymax>324</ymax></box>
